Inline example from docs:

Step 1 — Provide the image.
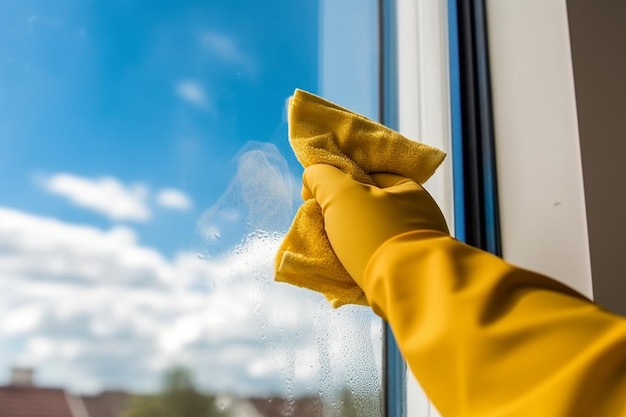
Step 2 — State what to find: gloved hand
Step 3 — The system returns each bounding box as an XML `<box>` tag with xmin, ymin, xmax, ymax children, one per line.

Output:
<box><xmin>302</xmin><ymin>164</ymin><xmax>449</xmax><ymax>286</ymax></box>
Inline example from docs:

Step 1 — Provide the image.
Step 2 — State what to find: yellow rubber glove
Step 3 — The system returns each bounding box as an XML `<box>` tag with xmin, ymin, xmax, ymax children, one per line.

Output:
<box><xmin>305</xmin><ymin>163</ymin><xmax>626</xmax><ymax>417</ymax></box>
<box><xmin>302</xmin><ymin>163</ymin><xmax>449</xmax><ymax>287</ymax></box>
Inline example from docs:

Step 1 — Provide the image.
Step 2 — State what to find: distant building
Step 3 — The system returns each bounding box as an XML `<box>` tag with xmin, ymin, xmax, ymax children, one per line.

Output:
<box><xmin>0</xmin><ymin>367</ymin><xmax>324</xmax><ymax>417</ymax></box>
<box><xmin>76</xmin><ymin>391</ymin><xmax>130</xmax><ymax>417</ymax></box>
<box><xmin>0</xmin><ymin>367</ymin><xmax>128</xmax><ymax>417</ymax></box>
<box><xmin>0</xmin><ymin>367</ymin><xmax>75</xmax><ymax>417</ymax></box>
<box><xmin>0</xmin><ymin>385</ymin><xmax>78</xmax><ymax>417</ymax></box>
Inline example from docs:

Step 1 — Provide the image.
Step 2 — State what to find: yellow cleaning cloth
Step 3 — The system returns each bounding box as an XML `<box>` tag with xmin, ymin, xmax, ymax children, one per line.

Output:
<box><xmin>275</xmin><ymin>89</ymin><xmax>446</xmax><ymax>307</ymax></box>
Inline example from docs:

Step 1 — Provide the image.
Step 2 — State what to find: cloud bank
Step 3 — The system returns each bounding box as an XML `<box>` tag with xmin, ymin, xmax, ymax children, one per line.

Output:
<box><xmin>0</xmin><ymin>206</ymin><xmax>381</xmax><ymax>397</ymax></box>
<box><xmin>3</xmin><ymin>142</ymin><xmax>381</xmax><ymax>399</ymax></box>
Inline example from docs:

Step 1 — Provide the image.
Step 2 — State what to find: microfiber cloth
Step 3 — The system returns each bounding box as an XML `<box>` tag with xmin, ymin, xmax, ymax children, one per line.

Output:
<box><xmin>275</xmin><ymin>89</ymin><xmax>446</xmax><ymax>308</ymax></box>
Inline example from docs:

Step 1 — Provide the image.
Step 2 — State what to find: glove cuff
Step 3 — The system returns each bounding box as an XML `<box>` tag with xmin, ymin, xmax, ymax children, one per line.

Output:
<box><xmin>361</xmin><ymin>230</ymin><xmax>451</xmax><ymax>316</ymax></box>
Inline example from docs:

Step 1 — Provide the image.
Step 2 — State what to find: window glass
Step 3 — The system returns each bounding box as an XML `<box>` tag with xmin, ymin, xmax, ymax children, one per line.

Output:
<box><xmin>0</xmin><ymin>1</ymin><xmax>382</xmax><ymax>416</ymax></box>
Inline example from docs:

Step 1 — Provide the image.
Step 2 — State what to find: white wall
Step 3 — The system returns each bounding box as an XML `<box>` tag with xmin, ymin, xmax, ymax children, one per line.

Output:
<box><xmin>396</xmin><ymin>1</ymin><xmax>451</xmax><ymax>416</ymax></box>
<box><xmin>485</xmin><ymin>0</ymin><xmax>593</xmax><ymax>297</ymax></box>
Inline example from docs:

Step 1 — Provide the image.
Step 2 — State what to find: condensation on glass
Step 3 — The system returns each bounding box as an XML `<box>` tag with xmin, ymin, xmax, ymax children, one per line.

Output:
<box><xmin>0</xmin><ymin>1</ymin><xmax>382</xmax><ymax>417</ymax></box>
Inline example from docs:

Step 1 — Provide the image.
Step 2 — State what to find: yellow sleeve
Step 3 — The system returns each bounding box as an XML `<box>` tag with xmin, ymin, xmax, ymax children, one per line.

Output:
<box><xmin>364</xmin><ymin>231</ymin><xmax>626</xmax><ymax>417</ymax></box>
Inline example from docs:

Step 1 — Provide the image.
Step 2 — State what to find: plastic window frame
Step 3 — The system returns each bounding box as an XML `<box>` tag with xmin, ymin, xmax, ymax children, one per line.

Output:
<box><xmin>380</xmin><ymin>0</ymin><xmax>455</xmax><ymax>416</ymax></box>
<box><xmin>380</xmin><ymin>0</ymin><xmax>499</xmax><ymax>416</ymax></box>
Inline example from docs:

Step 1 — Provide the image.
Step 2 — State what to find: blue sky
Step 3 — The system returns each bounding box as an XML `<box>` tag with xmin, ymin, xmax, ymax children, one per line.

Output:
<box><xmin>0</xmin><ymin>0</ymin><xmax>319</xmax><ymax>255</ymax></box>
<box><xmin>0</xmin><ymin>0</ymin><xmax>382</xmax><ymax>400</ymax></box>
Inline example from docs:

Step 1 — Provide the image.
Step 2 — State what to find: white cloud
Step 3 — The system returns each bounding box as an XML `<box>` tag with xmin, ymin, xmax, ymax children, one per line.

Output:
<box><xmin>40</xmin><ymin>173</ymin><xmax>150</xmax><ymax>222</ymax></box>
<box><xmin>176</xmin><ymin>80</ymin><xmax>209</xmax><ymax>108</ymax></box>
<box><xmin>199</xmin><ymin>31</ymin><xmax>256</xmax><ymax>77</ymax></box>
<box><xmin>156</xmin><ymin>188</ymin><xmax>192</xmax><ymax>211</ymax></box>
<box><xmin>0</xmin><ymin>206</ymin><xmax>382</xmax><ymax>398</ymax></box>
<box><xmin>0</xmin><ymin>305</ymin><xmax>43</xmax><ymax>336</ymax></box>
<box><xmin>199</xmin><ymin>31</ymin><xmax>239</xmax><ymax>62</ymax></box>
<box><xmin>0</xmin><ymin>207</ymin><xmax>172</xmax><ymax>286</ymax></box>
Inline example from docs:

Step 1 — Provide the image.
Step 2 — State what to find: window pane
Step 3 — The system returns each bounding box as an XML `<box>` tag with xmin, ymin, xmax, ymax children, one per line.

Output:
<box><xmin>0</xmin><ymin>1</ymin><xmax>382</xmax><ymax>416</ymax></box>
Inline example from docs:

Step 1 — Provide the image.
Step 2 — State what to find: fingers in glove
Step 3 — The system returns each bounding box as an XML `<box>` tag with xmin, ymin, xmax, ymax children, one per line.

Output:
<box><xmin>303</xmin><ymin>164</ymin><xmax>359</xmax><ymax>209</ymax></box>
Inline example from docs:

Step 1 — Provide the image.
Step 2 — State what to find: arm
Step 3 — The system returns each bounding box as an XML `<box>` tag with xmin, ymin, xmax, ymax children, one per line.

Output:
<box><xmin>304</xmin><ymin>164</ymin><xmax>626</xmax><ymax>417</ymax></box>
<box><xmin>366</xmin><ymin>231</ymin><xmax>626</xmax><ymax>416</ymax></box>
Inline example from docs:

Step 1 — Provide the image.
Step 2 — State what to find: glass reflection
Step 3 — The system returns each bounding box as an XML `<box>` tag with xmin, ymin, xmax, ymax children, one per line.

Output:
<box><xmin>0</xmin><ymin>0</ymin><xmax>382</xmax><ymax>416</ymax></box>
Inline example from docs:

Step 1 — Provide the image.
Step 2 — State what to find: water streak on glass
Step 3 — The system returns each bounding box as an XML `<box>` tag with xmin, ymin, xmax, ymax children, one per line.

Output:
<box><xmin>0</xmin><ymin>1</ymin><xmax>382</xmax><ymax>416</ymax></box>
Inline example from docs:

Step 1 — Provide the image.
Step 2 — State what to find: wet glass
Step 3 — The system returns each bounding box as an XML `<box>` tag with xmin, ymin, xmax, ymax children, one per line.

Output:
<box><xmin>0</xmin><ymin>1</ymin><xmax>382</xmax><ymax>416</ymax></box>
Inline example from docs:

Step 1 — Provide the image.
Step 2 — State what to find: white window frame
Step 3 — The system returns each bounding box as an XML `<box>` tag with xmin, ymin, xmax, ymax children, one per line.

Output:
<box><xmin>396</xmin><ymin>1</ymin><xmax>594</xmax><ymax>416</ymax></box>
<box><xmin>395</xmin><ymin>1</ymin><xmax>453</xmax><ymax>416</ymax></box>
